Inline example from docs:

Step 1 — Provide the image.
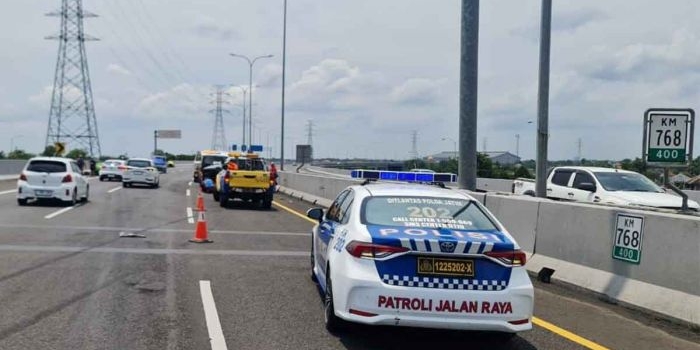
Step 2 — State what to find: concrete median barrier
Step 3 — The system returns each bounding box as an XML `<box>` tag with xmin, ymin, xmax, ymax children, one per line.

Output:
<box><xmin>0</xmin><ymin>160</ymin><xmax>26</xmax><ymax>177</ymax></box>
<box><xmin>279</xmin><ymin>171</ymin><xmax>700</xmax><ymax>326</ymax></box>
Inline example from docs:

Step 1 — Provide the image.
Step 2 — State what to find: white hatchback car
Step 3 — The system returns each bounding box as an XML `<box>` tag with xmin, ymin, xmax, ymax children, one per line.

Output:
<box><xmin>99</xmin><ymin>159</ymin><xmax>127</xmax><ymax>182</ymax></box>
<box><xmin>17</xmin><ymin>157</ymin><xmax>89</xmax><ymax>206</ymax></box>
<box><xmin>308</xmin><ymin>182</ymin><xmax>534</xmax><ymax>336</ymax></box>
<box><xmin>122</xmin><ymin>158</ymin><xmax>160</xmax><ymax>188</ymax></box>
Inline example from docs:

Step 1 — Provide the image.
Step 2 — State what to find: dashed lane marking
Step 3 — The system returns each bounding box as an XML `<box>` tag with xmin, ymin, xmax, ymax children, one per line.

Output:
<box><xmin>186</xmin><ymin>189</ymin><xmax>191</xmax><ymax>197</ymax></box>
<box><xmin>187</xmin><ymin>207</ymin><xmax>194</xmax><ymax>224</ymax></box>
<box><xmin>44</xmin><ymin>205</ymin><xmax>77</xmax><ymax>219</ymax></box>
<box><xmin>199</xmin><ymin>280</ymin><xmax>228</xmax><ymax>350</ymax></box>
<box><xmin>0</xmin><ymin>189</ymin><xmax>15</xmax><ymax>195</ymax></box>
<box><xmin>107</xmin><ymin>186</ymin><xmax>122</xmax><ymax>193</ymax></box>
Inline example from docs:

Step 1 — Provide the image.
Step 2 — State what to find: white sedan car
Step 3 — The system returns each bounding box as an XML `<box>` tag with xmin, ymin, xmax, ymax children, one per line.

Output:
<box><xmin>122</xmin><ymin>158</ymin><xmax>160</xmax><ymax>188</ymax></box>
<box><xmin>16</xmin><ymin>157</ymin><xmax>89</xmax><ymax>206</ymax></box>
<box><xmin>307</xmin><ymin>182</ymin><xmax>533</xmax><ymax>336</ymax></box>
<box><xmin>99</xmin><ymin>159</ymin><xmax>127</xmax><ymax>182</ymax></box>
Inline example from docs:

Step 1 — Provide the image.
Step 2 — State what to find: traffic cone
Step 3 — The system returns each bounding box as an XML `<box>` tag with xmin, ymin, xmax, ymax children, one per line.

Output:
<box><xmin>196</xmin><ymin>190</ymin><xmax>205</xmax><ymax>212</ymax></box>
<box><xmin>189</xmin><ymin>210</ymin><xmax>212</xmax><ymax>243</ymax></box>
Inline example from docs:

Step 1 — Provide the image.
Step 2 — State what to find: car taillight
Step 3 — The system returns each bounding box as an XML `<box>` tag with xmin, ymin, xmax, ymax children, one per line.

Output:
<box><xmin>62</xmin><ymin>174</ymin><xmax>73</xmax><ymax>183</ymax></box>
<box><xmin>19</xmin><ymin>173</ymin><xmax>27</xmax><ymax>181</ymax></box>
<box><xmin>118</xmin><ymin>166</ymin><xmax>127</xmax><ymax>170</ymax></box>
<box><xmin>485</xmin><ymin>250</ymin><xmax>527</xmax><ymax>266</ymax></box>
<box><xmin>345</xmin><ymin>241</ymin><xmax>409</xmax><ymax>260</ymax></box>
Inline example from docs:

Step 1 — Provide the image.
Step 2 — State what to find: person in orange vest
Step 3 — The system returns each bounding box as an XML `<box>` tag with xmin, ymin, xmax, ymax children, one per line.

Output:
<box><xmin>269</xmin><ymin>162</ymin><xmax>278</xmax><ymax>187</ymax></box>
<box><xmin>227</xmin><ymin>158</ymin><xmax>239</xmax><ymax>171</ymax></box>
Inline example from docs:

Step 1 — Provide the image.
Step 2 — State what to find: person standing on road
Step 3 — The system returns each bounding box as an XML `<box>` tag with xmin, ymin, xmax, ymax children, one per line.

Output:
<box><xmin>76</xmin><ymin>157</ymin><xmax>85</xmax><ymax>173</ymax></box>
<box><xmin>269</xmin><ymin>162</ymin><xmax>278</xmax><ymax>185</ymax></box>
<box><xmin>227</xmin><ymin>158</ymin><xmax>239</xmax><ymax>171</ymax></box>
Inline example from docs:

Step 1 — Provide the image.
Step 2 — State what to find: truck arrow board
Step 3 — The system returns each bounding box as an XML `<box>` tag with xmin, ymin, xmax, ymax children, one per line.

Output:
<box><xmin>643</xmin><ymin>109</ymin><xmax>694</xmax><ymax>166</ymax></box>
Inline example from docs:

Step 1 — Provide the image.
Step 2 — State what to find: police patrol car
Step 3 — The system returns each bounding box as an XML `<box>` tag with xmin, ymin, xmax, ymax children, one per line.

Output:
<box><xmin>307</xmin><ymin>170</ymin><xmax>534</xmax><ymax>335</ymax></box>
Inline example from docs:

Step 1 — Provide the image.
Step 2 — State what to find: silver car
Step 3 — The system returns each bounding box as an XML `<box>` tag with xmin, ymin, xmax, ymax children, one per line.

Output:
<box><xmin>122</xmin><ymin>158</ymin><xmax>160</xmax><ymax>188</ymax></box>
<box><xmin>99</xmin><ymin>159</ymin><xmax>127</xmax><ymax>182</ymax></box>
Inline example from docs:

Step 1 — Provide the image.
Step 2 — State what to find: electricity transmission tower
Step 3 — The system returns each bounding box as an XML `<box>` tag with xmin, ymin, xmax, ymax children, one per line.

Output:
<box><xmin>305</xmin><ymin>119</ymin><xmax>314</xmax><ymax>146</ymax></box>
<box><xmin>410</xmin><ymin>130</ymin><xmax>418</xmax><ymax>159</ymax></box>
<box><xmin>45</xmin><ymin>0</ymin><xmax>101</xmax><ymax>157</ymax></box>
<box><xmin>210</xmin><ymin>86</ymin><xmax>230</xmax><ymax>150</ymax></box>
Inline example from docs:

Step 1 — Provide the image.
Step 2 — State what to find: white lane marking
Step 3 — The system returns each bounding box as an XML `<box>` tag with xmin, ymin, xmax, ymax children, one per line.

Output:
<box><xmin>0</xmin><ymin>244</ymin><xmax>308</xmax><ymax>256</ymax></box>
<box><xmin>108</xmin><ymin>186</ymin><xmax>122</xmax><ymax>193</ymax></box>
<box><xmin>186</xmin><ymin>189</ymin><xmax>191</xmax><ymax>197</ymax></box>
<box><xmin>0</xmin><ymin>189</ymin><xmax>16</xmax><ymax>195</ymax></box>
<box><xmin>0</xmin><ymin>223</ymin><xmax>310</xmax><ymax>236</ymax></box>
<box><xmin>199</xmin><ymin>280</ymin><xmax>228</xmax><ymax>350</ymax></box>
<box><xmin>188</xmin><ymin>181</ymin><xmax>193</xmax><ymax>187</ymax></box>
<box><xmin>187</xmin><ymin>207</ymin><xmax>194</xmax><ymax>224</ymax></box>
<box><xmin>45</xmin><ymin>206</ymin><xmax>76</xmax><ymax>219</ymax></box>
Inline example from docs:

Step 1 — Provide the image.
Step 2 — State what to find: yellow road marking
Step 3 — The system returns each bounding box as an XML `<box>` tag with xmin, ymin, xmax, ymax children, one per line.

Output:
<box><xmin>272</xmin><ymin>201</ymin><xmax>317</xmax><ymax>224</ymax></box>
<box><xmin>274</xmin><ymin>198</ymin><xmax>611</xmax><ymax>350</ymax></box>
<box><xmin>532</xmin><ymin>317</ymin><xmax>610</xmax><ymax>350</ymax></box>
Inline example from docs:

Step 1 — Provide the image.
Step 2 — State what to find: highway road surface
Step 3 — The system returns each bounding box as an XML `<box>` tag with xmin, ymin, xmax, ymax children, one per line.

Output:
<box><xmin>0</xmin><ymin>166</ymin><xmax>696</xmax><ymax>350</ymax></box>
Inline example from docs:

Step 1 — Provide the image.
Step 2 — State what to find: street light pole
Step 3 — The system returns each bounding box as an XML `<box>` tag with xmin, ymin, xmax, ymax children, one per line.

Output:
<box><xmin>281</xmin><ymin>0</ymin><xmax>288</xmax><ymax>171</ymax></box>
<box><xmin>230</xmin><ymin>85</ymin><xmax>248</xmax><ymax>146</ymax></box>
<box><xmin>229</xmin><ymin>53</ymin><xmax>274</xmax><ymax>148</ymax></box>
<box><xmin>10</xmin><ymin>135</ymin><xmax>23</xmax><ymax>152</ymax></box>
<box><xmin>441</xmin><ymin>137</ymin><xmax>457</xmax><ymax>159</ymax></box>
<box><xmin>535</xmin><ymin>0</ymin><xmax>552</xmax><ymax>198</ymax></box>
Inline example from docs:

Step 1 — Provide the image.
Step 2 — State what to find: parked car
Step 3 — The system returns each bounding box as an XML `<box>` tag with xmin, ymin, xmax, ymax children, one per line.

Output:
<box><xmin>513</xmin><ymin>166</ymin><xmax>699</xmax><ymax>210</ymax></box>
<box><xmin>122</xmin><ymin>158</ymin><xmax>160</xmax><ymax>188</ymax></box>
<box><xmin>16</xmin><ymin>157</ymin><xmax>89</xmax><ymax>206</ymax></box>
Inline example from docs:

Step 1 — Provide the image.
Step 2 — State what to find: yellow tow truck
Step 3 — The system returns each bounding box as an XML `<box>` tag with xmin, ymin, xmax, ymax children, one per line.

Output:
<box><xmin>213</xmin><ymin>152</ymin><xmax>274</xmax><ymax>209</ymax></box>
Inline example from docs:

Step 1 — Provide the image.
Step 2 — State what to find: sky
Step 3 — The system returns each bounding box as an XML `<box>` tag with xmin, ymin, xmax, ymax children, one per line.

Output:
<box><xmin>2</xmin><ymin>0</ymin><xmax>700</xmax><ymax>161</ymax></box>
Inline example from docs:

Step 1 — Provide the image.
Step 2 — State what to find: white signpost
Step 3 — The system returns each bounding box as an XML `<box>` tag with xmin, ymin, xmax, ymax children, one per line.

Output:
<box><xmin>612</xmin><ymin>213</ymin><xmax>644</xmax><ymax>264</ymax></box>
<box><xmin>642</xmin><ymin>108</ymin><xmax>695</xmax><ymax>211</ymax></box>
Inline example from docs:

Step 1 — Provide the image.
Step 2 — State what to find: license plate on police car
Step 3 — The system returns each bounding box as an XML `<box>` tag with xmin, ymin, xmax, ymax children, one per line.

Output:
<box><xmin>133</xmin><ymin>171</ymin><xmax>143</xmax><ymax>175</ymax></box>
<box><xmin>417</xmin><ymin>257</ymin><xmax>474</xmax><ymax>277</ymax></box>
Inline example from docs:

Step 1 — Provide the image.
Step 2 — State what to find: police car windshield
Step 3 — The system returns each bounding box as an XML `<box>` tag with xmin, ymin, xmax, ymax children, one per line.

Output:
<box><xmin>362</xmin><ymin>196</ymin><xmax>498</xmax><ymax>230</ymax></box>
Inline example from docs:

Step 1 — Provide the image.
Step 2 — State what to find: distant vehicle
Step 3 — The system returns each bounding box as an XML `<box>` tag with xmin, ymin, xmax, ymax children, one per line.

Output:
<box><xmin>99</xmin><ymin>159</ymin><xmax>127</xmax><ymax>181</ymax></box>
<box><xmin>409</xmin><ymin>168</ymin><xmax>436</xmax><ymax>173</ymax></box>
<box><xmin>122</xmin><ymin>158</ymin><xmax>160</xmax><ymax>188</ymax></box>
<box><xmin>152</xmin><ymin>155</ymin><xmax>167</xmax><ymax>173</ymax></box>
<box><xmin>16</xmin><ymin>157</ymin><xmax>89</xmax><ymax>206</ymax></box>
<box><xmin>213</xmin><ymin>152</ymin><xmax>273</xmax><ymax>208</ymax></box>
<box><xmin>194</xmin><ymin>150</ymin><xmax>229</xmax><ymax>183</ymax></box>
<box><xmin>167</xmin><ymin>160</ymin><xmax>175</xmax><ymax>168</ymax></box>
<box><xmin>513</xmin><ymin>166</ymin><xmax>700</xmax><ymax>210</ymax></box>
<box><xmin>307</xmin><ymin>179</ymin><xmax>533</xmax><ymax>335</ymax></box>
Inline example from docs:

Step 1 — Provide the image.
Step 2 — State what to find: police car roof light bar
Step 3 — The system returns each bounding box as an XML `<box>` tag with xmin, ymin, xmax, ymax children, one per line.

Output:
<box><xmin>351</xmin><ymin>169</ymin><xmax>457</xmax><ymax>184</ymax></box>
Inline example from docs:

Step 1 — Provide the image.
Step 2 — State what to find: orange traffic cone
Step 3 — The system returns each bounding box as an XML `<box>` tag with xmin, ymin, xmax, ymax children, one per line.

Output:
<box><xmin>196</xmin><ymin>190</ymin><xmax>205</xmax><ymax>212</ymax></box>
<box><xmin>189</xmin><ymin>210</ymin><xmax>212</xmax><ymax>243</ymax></box>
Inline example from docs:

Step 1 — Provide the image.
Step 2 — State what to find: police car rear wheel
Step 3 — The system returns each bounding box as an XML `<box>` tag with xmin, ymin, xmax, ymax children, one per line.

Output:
<box><xmin>212</xmin><ymin>190</ymin><xmax>220</xmax><ymax>201</ymax></box>
<box><xmin>310</xmin><ymin>236</ymin><xmax>318</xmax><ymax>282</ymax></box>
<box><xmin>324</xmin><ymin>271</ymin><xmax>345</xmax><ymax>333</ymax></box>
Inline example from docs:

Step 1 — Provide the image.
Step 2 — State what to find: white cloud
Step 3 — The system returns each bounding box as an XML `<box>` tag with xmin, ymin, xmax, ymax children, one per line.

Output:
<box><xmin>135</xmin><ymin>83</ymin><xmax>210</xmax><ymax>121</ymax></box>
<box><xmin>257</xmin><ymin>64</ymin><xmax>283</xmax><ymax>87</ymax></box>
<box><xmin>190</xmin><ymin>14</ymin><xmax>237</xmax><ymax>41</ymax></box>
<box><xmin>390</xmin><ymin>78</ymin><xmax>445</xmax><ymax>105</ymax></box>
<box><xmin>107</xmin><ymin>63</ymin><xmax>132</xmax><ymax>76</ymax></box>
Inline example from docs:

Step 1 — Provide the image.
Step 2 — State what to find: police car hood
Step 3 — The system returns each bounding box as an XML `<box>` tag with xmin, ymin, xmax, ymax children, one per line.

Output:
<box><xmin>365</xmin><ymin>225</ymin><xmax>518</xmax><ymax>254</ymax></box>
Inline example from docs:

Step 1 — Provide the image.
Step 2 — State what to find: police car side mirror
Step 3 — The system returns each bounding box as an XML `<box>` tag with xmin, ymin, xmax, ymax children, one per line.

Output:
<box><xmin>307</xmin><ymin>208</ymin><xmax>324</xmax><ymax>222</ymax></box>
